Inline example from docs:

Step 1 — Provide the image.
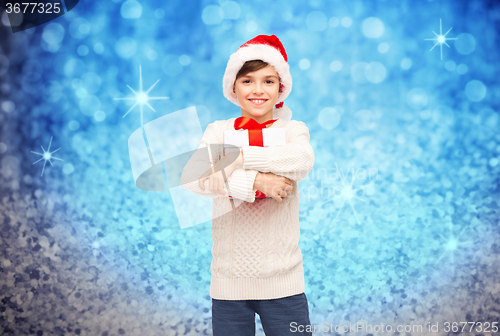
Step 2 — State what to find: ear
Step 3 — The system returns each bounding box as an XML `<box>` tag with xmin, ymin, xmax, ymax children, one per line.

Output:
<box><xmin>231</xmin><ymin>87</ymin><xmax>237</xmax><ymax>98</ymax></box>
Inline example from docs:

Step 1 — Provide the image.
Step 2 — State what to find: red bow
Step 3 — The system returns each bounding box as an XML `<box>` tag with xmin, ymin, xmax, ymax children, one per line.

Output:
<box><xmin>234</xmin><ymin>117</ymin><xmax>278</xmax><ymax>147</ymax></box>
<box><xmin>233</xmin><ymin>116</ymin><xmax>278</xmax><ymax>199</ymax></box>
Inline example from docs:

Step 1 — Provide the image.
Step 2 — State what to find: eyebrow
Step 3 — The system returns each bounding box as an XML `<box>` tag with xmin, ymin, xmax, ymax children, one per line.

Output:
<box><xmin>240</xmin><ymin>74</ymin><xmax>279</xmax><ymax>79</ymax></box>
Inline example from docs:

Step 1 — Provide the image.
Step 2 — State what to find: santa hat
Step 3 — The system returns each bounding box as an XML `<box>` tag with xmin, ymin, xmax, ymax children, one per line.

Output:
<box><xmin>222</xmin><ymin>35</ymin><xmax>293</xmax><ymax>120</ymax></box>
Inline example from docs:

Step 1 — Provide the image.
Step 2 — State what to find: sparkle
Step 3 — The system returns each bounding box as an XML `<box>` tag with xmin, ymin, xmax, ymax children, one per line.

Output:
<box><xmin>424</xmin><ymin>19</ymin><xmax>458</xmax><ymax>60</ymax></box>
<box><xmin>31</xmin><ymin>136</ymin><xmax>63</xmax><ymax>176</ymax></box>
<box><xmin>319</xmin><ymin>163</ymin><xmax>369</xmax><ymax>226</ymax></box>
<box><xmin>434</xmin><ymin>222</ymin><xmax>474</xmax><ymax>275</ymax></box>
<box><xmin>81</xmin><ymin>229</ymin><xmax>112</xmax><ymax>264</ymax></box>
<box><xmin>114</xmin><ymin>65</ymin><xmax>170</xmax><ymax>127</ymax></box>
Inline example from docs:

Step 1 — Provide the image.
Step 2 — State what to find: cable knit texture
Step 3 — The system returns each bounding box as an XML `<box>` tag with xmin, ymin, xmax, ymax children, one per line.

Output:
<box><xmin>181</xmin><ymin>116</ymin><xmax>315</xmax><ymax>300</ymax></box>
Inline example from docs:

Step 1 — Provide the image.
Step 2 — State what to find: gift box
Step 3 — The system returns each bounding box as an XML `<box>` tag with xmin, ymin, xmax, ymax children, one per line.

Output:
<box><xmin>224</xmin><ymin>127</ymin><xmax>286</xmax><ymax>199</ymax></box>
<box><xmin>223</xmin><ymin>128</ymin><xmax>286</xmax><ymax>155</ymax></box>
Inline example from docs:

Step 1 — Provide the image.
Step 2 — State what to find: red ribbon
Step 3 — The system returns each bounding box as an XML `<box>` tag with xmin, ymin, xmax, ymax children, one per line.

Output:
<box><xmin>234</xmin><ymin>117</ymin><xmax>278</xmax><ymax>147</ymax></box>
<box><xmin>232</xmin><ymin>117</ymin><xmax>278</xmax><ymax>199</ymax></box>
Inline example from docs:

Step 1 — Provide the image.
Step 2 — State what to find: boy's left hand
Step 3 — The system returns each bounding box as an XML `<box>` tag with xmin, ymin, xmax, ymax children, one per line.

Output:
<box><xmin>198</xmin><ymin>150</ymin><xmax>243</xmax><ymax>195</ymax></box>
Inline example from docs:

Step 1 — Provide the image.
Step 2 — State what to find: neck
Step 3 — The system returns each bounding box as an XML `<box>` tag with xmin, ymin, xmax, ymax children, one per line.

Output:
<box><xmin>240</xmin><ymin>108</ymin><xmax>274</xmax><ymax>125</ymax></box>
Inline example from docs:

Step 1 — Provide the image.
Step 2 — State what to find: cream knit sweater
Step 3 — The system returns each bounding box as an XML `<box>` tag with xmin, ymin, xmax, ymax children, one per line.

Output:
<box><xmin>181</xmin><ymin>116</ymin><xmax>315</xmax><ymax>300</ymax></box>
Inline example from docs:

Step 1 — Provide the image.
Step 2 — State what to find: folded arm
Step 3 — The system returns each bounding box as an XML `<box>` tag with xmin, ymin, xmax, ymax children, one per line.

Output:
<box><xmin>181</xmin><ymin>123</ymin><xmax>259</xmax><ymax>203</ymax></box>
<box><xmin>241</xmin><ymin>121</ymin><xmax>315</xmax><ymax>182</ymax></box>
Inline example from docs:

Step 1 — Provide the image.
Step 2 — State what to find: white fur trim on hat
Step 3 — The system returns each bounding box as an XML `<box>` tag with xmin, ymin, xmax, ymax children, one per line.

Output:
<box><xmin>222</xmin><ymin>43</ymin><xmax>292</xmax><ymax>108</ymax></box>
<box><xmin>273</xmin><ymin>105</ymin><xmax>292</xmax><ymax>121</ymax></box>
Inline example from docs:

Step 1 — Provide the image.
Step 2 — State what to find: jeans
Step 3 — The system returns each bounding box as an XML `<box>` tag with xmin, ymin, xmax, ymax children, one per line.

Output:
<box><xmin>212</xmin><ymin>293</ymin><xmax>312</xmax><ymax>336</ymax></box>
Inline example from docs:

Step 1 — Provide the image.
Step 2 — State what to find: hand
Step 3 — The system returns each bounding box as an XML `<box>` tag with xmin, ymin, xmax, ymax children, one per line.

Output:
<box><xmin>198</xmin><ymin>169</ymin><xmax>226</xmax><ymax>195</ymax></box>
<box><xmin>253</xmin><ymin>172</ymin><xmax>294</xmax><ymax>203</ymax></box>
<box><xmin>198</xmin><ymin>150</ymin><xmax>243</xmax><ymax>195</ymax></box>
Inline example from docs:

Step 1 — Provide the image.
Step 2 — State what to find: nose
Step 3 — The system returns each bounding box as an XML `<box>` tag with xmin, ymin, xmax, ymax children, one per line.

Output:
<box><xmin>252</xmin><ymin>82</ymin><xmax>264</xmax><ymax>94</ymax></box>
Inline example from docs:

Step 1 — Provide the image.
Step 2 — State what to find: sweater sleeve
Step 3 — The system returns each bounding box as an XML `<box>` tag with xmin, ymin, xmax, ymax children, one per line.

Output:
<box><xmin>241</xmin><ymin>121</ymin><xmax>315</xmax><ymax>182</ymax></box>
<box><xmin>181</xmin><ymin>122</ymin><xmax>259</xmax><ymax>203</ymax></box>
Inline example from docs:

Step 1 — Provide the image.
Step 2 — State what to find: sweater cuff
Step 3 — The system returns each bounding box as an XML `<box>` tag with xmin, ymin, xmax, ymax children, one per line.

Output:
<box><xmin>227</xmin><ymin>168</ymin><xmax>259</xmax><ymax>202</ymax></box>
<box><xmin>242</xmin><ymin>146</ymin><xmax>269</xmax><ymax>172</ymax></box>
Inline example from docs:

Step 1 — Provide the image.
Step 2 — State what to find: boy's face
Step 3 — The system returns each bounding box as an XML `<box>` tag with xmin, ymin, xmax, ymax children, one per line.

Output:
<box><xmin>231</xmin><ymin>65</ymin><xmax>281</xmax><ymax>123</ymax></box>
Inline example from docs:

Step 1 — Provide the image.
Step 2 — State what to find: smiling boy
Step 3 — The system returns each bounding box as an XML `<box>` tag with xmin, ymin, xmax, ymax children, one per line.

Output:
<box><xmin>181</xmin><ymin>35</ymin><xmax>315</xmax><ymax>336</ymax></box>
<box><xmin>232</xmin><ymin>64</ymin><xmax>281</xmax><ymax>123</ymax></box>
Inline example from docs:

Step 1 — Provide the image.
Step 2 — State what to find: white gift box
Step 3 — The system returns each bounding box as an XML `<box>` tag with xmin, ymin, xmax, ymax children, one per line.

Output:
<box><xmin>223</xmin><ymin>128</ymin><xmax>286</xmax><ymax>155</ymax></box>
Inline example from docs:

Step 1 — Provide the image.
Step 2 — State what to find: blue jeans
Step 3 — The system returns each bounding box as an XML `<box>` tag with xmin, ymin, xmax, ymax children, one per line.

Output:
<box><xmin>212</xmin><ymin>293</ymin><xmax>312</xmax><ymax>336</ymax></box>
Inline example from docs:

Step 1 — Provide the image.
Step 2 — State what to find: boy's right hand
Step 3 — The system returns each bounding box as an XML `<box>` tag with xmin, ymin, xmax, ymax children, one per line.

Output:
<box><xmin>198</xmin><ymin>150</ymin><xmax>242</xmax><ymax>195</ymax></box>
<box><xmin>253</xmin><ymin>172</ymin><xmax>294</xmax><ymax>203</ymax></box>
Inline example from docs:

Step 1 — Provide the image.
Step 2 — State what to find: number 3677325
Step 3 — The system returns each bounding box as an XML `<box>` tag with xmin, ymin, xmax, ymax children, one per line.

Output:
<box><xmin>6</xmin><ymin>2</ymin><xmax>62</xmax><ymax>14</ymax></box>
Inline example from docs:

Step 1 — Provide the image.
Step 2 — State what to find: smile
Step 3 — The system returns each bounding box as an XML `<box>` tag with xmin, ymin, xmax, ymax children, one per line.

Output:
<box><xmin>248</xmin><ymin>99</ymin><xmax>268</xmax><ymax>105</ymax></box>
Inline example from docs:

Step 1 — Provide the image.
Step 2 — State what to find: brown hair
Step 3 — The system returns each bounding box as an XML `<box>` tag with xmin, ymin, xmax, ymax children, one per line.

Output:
<box><xmin>234</xmin><ymin>60</ymin><xmax>283</xmax><ymax>93</ymax></box>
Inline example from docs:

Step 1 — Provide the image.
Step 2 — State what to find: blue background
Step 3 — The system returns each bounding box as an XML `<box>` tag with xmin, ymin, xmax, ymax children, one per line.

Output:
<box><xmin>1</xmin><ymin>0</ymin><xmax>499</xmax><ymax>335</ymax></box>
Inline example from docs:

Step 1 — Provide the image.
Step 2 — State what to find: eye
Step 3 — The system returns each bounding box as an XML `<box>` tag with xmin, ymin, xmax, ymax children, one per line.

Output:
<box><xmin>266</xmin><ymin>80</ymin><xmax>274</xmax><ymax>84</ymax></box>
<box><xmin>242</xmin><ymin>79</ymin><xmax>251</xmax><ymax>83</ymax></box>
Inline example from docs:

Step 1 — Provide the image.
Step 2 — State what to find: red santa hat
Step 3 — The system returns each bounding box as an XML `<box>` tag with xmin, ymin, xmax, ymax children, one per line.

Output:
<box><xmin>222</xmin><ymin>35</ymin><xmax>293</xmax><ymax>117</ymax></box>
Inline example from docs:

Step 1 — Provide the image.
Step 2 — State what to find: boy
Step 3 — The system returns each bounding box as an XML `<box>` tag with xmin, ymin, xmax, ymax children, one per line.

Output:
<box><xmin>181</xmin><ymin>35</ymin><xmax>315</xmax><ymax>336</ymax></box>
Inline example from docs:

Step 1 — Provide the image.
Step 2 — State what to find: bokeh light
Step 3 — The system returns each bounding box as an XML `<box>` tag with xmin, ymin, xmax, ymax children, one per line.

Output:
<box><xmin>121</xmin><ymin>0</ymin><xmax>143</xmax><ymax>19</ymax></box>
<box><xmin>362</xmin><ymin>17</ymin><xmax>385</xmax><ymax>38</ymax></box>
<box><xmin>400</xmin><ymin>57</ymin><xmax>412</xmax><ymax>70</ymax></box>
<box><xmin>378</xmin><ymin>42</ymin><xmax>389</xmax><ymax>53</ymax></box>
<box><xmin>306</xmin><ymin>11</ymin><xmax>328</xmax><ymax>31</ymax></box>
<box><xmin>154</xmin><ymin>9</ymin><xmax>165</xmax><ymax>19</ymax></box>
<box><xmin>299</xmin><ymin>58</ymin><xmax>311</xmax><ymax>70</ymax></box>
<box><xmin>221</xmin><ymin>1</ymin><xmax>241</xmax><ymax>20</ymax></box>
<box><xmin>445</xmin><ymin>60</ymin><xmax>456</xmax><ymax>71</ymax></box>
<box><xmin>93</xmin><ymin>42</ymin><xmax>105</xmax><ymax>54</ymax></box>
<box><xmin>329</xmin><ymin>17</ymin><xmax>340</xmax><ymax>27</ymax></box>
<box><xmin>42</xmin><ymin>22</ymin><xmax>65</xmax><ymax>45</ymax></box>
<box><xmin>454</xmin><ymin>33</ymin><xmax>476</xmax><ymax>55</ymax></box>
<box><xmin>317</xmin><ymin>107</ymin><xmax>341</xmax><ymax>130</ymax></box>
<box><xmin>2</xmin><ymin>100</ymin><xmax>15</xmax><ymax>113</ymax></box>
<box><xmin>465</xmin><ymin>80</ymin><xmax>487</xmax><ymax>102</ymax></box>
<box><xmin>407</xmin><ymin>88</ymin><xmax>428</xmax><ymax>110</ymax></box>
<box><xmin>329</xmin><ymin>60</ymin><xmax>343</xmax><ymax>72</ymax></box>
<box><xmin>202</xmin><ymin>5</ymin><xmax>223</xmax><ymax>25</ymax></box>
<box><xmin>456</xmin><ymin>63</ymin><xmax>468</xmax><ymax>75</ymax></box>
<box><xmin>365</xmin><ymin>62</ymin><xmax>387</xmax><ymax>83</ymax></box>
<box><xmin>69</xmin><ymin>17</ymin><xmax>90</xmax><ymax>39</ymax></box>
<box><xmin>115</xmin><ymin>36</ymin><xmax>137</xmax><ymax>59</ymax></box>
<box><xmin>77</xmin><ymin>45</ymin><xmax>89</xmax><ymax>56</ymax></box>
<box><xmin>341</xmin><ymin>16</ymin><xmax>352</xmax><ymax>27</ymax></box>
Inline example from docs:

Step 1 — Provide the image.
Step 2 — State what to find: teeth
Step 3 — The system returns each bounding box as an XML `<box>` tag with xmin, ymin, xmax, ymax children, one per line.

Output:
<box><xmin>251</xmin><ymin>99</ymin><xmax>266</xmax><ymax>104</ymax></box>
